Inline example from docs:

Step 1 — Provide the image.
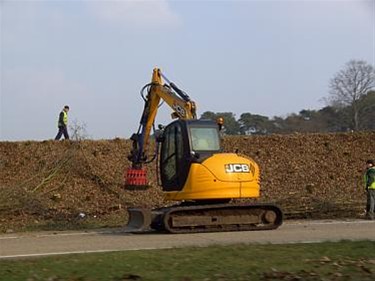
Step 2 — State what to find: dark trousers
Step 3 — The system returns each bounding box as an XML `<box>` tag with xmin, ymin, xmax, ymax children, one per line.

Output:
<box><xmin>55</xmin><ymin>126</ymin><xmax>69</xmax><ymax>140</ymax></box>
<box><xmin>366</xmin><ymin>189</ymin><xmax>375</xmax><ymax>219</ymax></box>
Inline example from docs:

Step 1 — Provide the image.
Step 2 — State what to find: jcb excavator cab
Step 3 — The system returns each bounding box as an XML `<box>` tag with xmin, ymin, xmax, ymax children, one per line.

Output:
<box><xmin>159</xmin><ymin>119</ymin><xmax>221</xmax><ymax>192</ymax></box>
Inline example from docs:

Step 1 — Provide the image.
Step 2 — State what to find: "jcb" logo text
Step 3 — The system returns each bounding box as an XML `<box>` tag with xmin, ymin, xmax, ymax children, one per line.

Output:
<box><xmin>225</xmin><ymin>164</ymin><xmax>250</xmax><ymax>173</ymax></box>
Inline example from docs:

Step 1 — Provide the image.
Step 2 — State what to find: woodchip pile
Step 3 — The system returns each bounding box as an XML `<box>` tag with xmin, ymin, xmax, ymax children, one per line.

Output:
<box><xmin>0</xmin><ymin>132</ymin><xmax>373</xmax><ymax>232</ymax></box>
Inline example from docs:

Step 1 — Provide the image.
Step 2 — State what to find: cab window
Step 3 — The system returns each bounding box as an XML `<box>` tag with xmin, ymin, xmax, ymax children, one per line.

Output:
<box><xmin>161</xmin><ymin>124</ymin><xmax>183</xmax><ymax>183</ymax></box>
<box><xmin>189</xmin><ymin>127</ymin><xmax>220</xmax><ymax>151</ymax></box>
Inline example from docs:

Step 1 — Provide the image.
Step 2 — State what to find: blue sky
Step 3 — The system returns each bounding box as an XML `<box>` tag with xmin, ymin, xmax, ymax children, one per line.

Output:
<box><xmin>1</xmin><ymin>0</ymin><xmax>374</xmax><ymax>140</ymax></box>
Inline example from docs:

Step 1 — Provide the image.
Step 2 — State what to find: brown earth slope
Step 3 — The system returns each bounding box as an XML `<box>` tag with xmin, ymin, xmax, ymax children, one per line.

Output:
<box><xmin>0</xmin><ymin>132</ymin><xmax>374</xmax><ymax>232</ymax></box>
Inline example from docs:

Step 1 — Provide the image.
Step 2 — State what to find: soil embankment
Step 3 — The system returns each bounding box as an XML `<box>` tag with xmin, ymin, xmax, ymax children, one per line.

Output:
<box><xmin>0</xmin><ymin>132</ymin><xmax>374</xmax><ymax>232</ymax></box>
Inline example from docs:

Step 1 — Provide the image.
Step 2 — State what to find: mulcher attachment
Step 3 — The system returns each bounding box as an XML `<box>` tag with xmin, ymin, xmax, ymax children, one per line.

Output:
<box><xmin>124</xmin><ymin>168</ymin><xmax>150</xmax><ymax>190</ymax></box>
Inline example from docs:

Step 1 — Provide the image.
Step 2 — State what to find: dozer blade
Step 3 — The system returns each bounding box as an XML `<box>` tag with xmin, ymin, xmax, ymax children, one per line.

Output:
<box><xmin>126</xmin><ymin>208</ymin><xmax>152</xmax><ymax>231</ymax></box>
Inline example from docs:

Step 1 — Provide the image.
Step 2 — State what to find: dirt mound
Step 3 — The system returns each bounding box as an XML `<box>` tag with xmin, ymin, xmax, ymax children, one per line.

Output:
<box><xmin>0</xmin><ymin>132</ymin><xmax>374</xmax><ymax>232</ymax></box>
<box><xmin>223</xmin><ymin>132</ymin><xmax>374</xmax><ymax>218</ymax></box>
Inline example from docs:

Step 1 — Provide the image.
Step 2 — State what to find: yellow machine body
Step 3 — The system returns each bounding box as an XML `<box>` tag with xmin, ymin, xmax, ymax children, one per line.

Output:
<box><xmin>165</xmin><ymin>153</ymin><xmax>260</xmax><ymax>201</ymax></box>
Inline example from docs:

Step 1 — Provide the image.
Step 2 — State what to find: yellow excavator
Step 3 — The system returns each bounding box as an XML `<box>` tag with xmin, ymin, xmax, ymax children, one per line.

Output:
<box><xmin>124</xmin><ymin>68</ymin><xmax>282</xmax><ymax>233</ymax></box>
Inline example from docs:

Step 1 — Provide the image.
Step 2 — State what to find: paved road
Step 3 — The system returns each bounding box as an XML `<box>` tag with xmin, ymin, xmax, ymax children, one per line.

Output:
<box><xmin>1</xmin><ymin>219</ymin><xmax>374</xmax><ymax>259</ymax></box>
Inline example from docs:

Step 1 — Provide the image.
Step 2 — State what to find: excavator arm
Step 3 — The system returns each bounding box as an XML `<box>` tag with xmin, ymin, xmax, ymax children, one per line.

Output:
<box><xmin>125</xmin><ymin>68</ymin><xmax>197</xmax><ymax>187</ymax></box>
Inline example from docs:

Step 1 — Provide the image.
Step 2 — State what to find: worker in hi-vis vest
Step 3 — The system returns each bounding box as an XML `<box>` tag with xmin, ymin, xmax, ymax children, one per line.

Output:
<box><xmin>364</xmin><ymin>159</ymin><xmax>375</xmax><ymax>220</ymax></box>
<box><xmin>55</xmin><ymin>105</ymin><xmax>70</xmax><ymax>140</ymax></box>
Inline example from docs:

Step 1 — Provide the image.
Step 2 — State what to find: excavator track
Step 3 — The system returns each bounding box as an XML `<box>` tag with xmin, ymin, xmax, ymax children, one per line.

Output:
<box><xmin>127</xmin><ymin>203</ymin><xmax>283</xmax><ymax>234</ymax></box>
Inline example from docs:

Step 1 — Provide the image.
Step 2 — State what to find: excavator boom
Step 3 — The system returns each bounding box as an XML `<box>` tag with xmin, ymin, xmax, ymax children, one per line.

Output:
<box><xmin>125</xmin><ymin>68</ymin><xmax>196</xmax><ymax>188</ymax></box>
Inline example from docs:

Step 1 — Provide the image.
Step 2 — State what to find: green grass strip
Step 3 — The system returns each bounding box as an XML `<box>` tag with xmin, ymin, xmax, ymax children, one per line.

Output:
<box><xmin>0</xmin><ymin>241</ymin><xmax>374</xmax><ymax>281</ymax></box>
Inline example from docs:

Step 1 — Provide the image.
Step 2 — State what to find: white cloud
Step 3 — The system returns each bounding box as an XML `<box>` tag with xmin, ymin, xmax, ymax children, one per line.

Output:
<box><xmin>86</xmin><ymin>0</ymin><xmax>181</xmax><ymax>29</ymax></box>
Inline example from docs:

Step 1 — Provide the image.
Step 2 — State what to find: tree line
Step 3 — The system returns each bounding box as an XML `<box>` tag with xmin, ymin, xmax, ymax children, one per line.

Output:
<box><xmin>200</xmin><ymin>60</ymin><xmax>375</xmax><ymax>135</ymax></box>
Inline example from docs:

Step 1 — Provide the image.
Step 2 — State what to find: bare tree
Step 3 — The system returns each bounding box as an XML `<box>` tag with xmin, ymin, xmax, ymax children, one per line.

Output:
<box><xmin>328</xmin><ymin>60</ymin><xmax>375</xmax><ymax>130</ymax></box>
<box><xmin>69</xmin><ymin>119</ymin><xmax>89</xmax><ymax>141</ymax></box>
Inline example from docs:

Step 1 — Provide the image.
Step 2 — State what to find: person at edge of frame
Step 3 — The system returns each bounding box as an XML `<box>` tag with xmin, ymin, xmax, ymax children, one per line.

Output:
<box><xmin>364</xmin><ymin>159</ymin><xmax>375</xmax><ymax>220</ymax></box>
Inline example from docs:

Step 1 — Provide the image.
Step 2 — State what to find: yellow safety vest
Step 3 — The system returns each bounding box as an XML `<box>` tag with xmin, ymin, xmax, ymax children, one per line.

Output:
<box><xmin>63</xmin><ymin>111</ymin><xmax>68</xmax><ymax>125</ymax></box>
<box><xmin>364</xmin><ymin>167</ymin><xmax>375</xmax><ymax>190</ymax></box>
<box><xmin>58</xmin><ymin>111</ymin><xmax>68</xmax><ymax>127</ymax></box>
